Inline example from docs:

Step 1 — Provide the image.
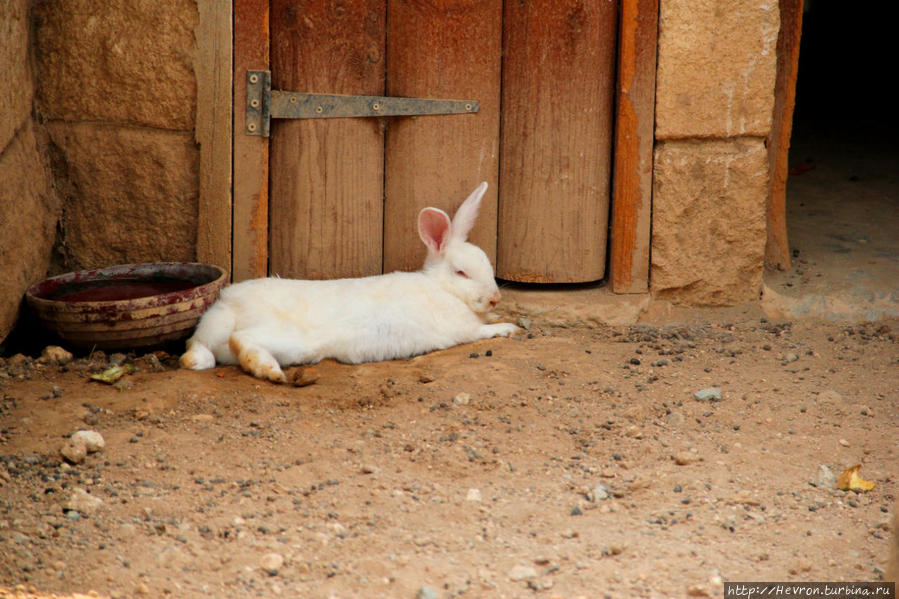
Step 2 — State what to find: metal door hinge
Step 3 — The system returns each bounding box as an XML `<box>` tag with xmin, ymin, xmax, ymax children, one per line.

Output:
<box><xmin>245</xmin><ymin>70</ymin><xmax>479</xmax><ymax>137</ymax></box>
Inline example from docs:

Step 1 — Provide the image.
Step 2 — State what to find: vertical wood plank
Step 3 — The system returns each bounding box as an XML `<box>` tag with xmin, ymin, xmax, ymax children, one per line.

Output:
<box><xmin>765</xmin><ymin>0</ymin><xmax>804</xmax><ymax>270</ymax></box>
<box><xmin>232</xmin><ymin>0</ymin><xmax>269</xmax><ymax>281</ymax></box>
<box><xmin>269</xmin><ymin>1</ymin><xmax>385</xmax><ymax>279</ymax></box>
<box><xmin>610</xmin><ymin>0</ymin><xmax>658</xmax><ymax>293</ymax></box>
<box><xmin>384</xmin><ymin>0</ymin><xmax>502</xmax><ymax>273</ymax></box>
<box><xmin>195</xmin><ymin>0</ymin><xmax>233</xmax><ymax>272</ymax></box>
<box><xmin>498</xmin><ymin>0</ymin><xmax>618</xmax><ymax>283</ymax></box>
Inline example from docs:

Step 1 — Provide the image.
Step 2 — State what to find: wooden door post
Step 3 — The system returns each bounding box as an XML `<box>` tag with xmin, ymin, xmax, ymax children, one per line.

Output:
<box><xmin>610</xmin><ymin>0</ymin><xmax>658</xmax><ymax>293</ymax></box>
<box><xmin>232</xmin><ymin>0</ymin><xmax>270</xmax><ymax>281</ymax></box>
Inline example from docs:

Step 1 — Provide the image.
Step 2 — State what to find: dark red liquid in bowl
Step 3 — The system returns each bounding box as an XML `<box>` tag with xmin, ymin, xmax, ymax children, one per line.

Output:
<box><xmin>49</xmin><ymin>279</ymin><xmax>197</xmax><ymax>302</ymax></box>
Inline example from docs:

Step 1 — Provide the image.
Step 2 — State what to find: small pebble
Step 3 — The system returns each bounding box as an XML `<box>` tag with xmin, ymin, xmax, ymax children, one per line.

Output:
<box><xmin>60</xmin><ymin>436</ymin><xmax>88</xmax><ymax>465</ymax></box>
<box><xmin>65</xmin><ymin>487</ymin><xmax>104</xmax><ymax>514</ymax></box>
<box><xmin>811</xmin><ymin>465</ymin><xmax>836</xmax><ymax>490</ymax></box>
<box><xmin>416</xmin><ymin>587</ymin><xmax>438</xmax><ymax>599</ymax></box>
<box><xmin>693</xmin><ymin>388</ymin><xmax>722</xmax><ymax>402</ymax></box>
<box><xmin>41</xmin><ymin>346</ymin><xmax>73</xmax><ymax>365</ymax></box>
<box><xmin>674</xmin><ymin>452</ymin><xmax>701</xmax><ymax>466</ymax></box>
<box><xmin>687</xmin><ymin>584</ymin><xmax>712</xmax><ymax>597</ymax></box>
<box><xmin>527</xmin><ymin>578</ymin><xmax>554</xmax><ymax>591</ymax></box>
<box><xmin>665</xmin><ymin>412</ymin><xmax>685</xmax><ymax>426</ymax></box>
<box><xmin>260</xmin><ymin>552</ymin><xmax>284</xmax><ymax>575</ymax></box>
<box><xmin>466</xmin><ymin>488</ymin><xmax>482</xmax><ymax>502</ymax></box>
<box><xmin>591</xmin><ymin>483</ymin><xmax>611</xmax><ymax>501</ymax></box>
<box><xmin>72</xmin><ymin>430</ymin><xmax>105</xmax><ymax>454</ymax></box>
<box><xmin>508</xmin><ymin>564</ymin><xmax>538</xmax><ymax>581</ymax></box>
<box><xmin>453</xmin><ymin>392</ymin><xmax>471</xmax><ymax>406</ymax></box>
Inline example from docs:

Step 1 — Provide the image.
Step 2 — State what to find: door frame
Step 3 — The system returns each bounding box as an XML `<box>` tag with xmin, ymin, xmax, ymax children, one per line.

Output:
<box><xmin>765</xmin><ymin>0</ymin><xmax>804</xmax><ymax>271</ymax></box>
<box><xmin>205</xmin><ymin>0</ymin><xmax>658</xmax><ymax>290</ymax></box>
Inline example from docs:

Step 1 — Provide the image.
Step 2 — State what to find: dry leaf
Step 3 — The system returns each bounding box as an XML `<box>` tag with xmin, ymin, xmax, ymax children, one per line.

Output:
<box><xmin>286</xmin><ymin>366</ymin><xmax>319</xmax><ymax>387</ymax></box>
<box><xmin>89</xmin><ymin>364</ymin><xmax>135</xmax><ymax>384</ymax></box>
<box><xmin>837</xmin><ymin>464</ymin><xmax>876</xmax><ymax>492</ymax></box>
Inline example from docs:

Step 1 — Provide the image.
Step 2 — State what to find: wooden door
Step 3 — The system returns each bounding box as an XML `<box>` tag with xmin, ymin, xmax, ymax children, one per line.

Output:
<box><xmin>383</xmin><ymin>1</ymin><xmax>502</xmax><ymax>273</ymax></box>
<box><xmin>498</xmin><ymin>1</ymin><xmax>618</xmax><ymax>282</ymax></box>
<box><xmin>235</xmin><ymin>0</ymin><xmax>639</xmax><ymax>284</ymax></box>
<box><xmin>269</xmin><ymin>1</ymin><xmax>386</xmax><ymax>279</ymax></box>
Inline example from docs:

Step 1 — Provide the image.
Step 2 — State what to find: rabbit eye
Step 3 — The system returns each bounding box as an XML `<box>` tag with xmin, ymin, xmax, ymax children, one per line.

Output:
<box><xmin>455</xmin><ymin>269</ymin><xmax>470</xmax><ymax>279</ymax></box>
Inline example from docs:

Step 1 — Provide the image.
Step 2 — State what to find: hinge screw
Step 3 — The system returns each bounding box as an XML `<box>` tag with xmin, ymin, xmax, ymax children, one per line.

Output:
<box><xmin>247</xmin><ymin>123</ymin><xmax>257</xmax><ymax>132</ymax></box>
<box><xmin>249</xmin><ymin>73</ymin><xmax>259</xmax><ymax>84</ymax></box>
<box><xmin>250</xmin><ymin>99</ymin><xmax>259</xmax><ymax>108</ymax></box>
<box><xmin>372</xmin><ymin>102</ymin><xmax>381</xmax><ymax>111</ymax></box>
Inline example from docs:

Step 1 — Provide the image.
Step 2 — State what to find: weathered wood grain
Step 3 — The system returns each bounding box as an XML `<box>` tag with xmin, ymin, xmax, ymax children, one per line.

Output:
<box><xmin>610</xmin><ymin>0</ymin><xmax>658</xmax><ymax>293</ymax></box>
<box><xmin>383</xmin><ymin>0</ymin><xmax>502</xmax><ymax>273</ymax></box>
<box><xmin>232</xmin><ymin>0</ymin><xmax>270</xmax><ymax>281</ymax></box>
<box><xmin>269</xmin><ymin>0</ymin><xmax>386</xmax><ymax>279</ymax></box>
<box><xmin>497</xmin><ymin>0</ymin><xmax>618</xmax><ymax>283</ymax></box>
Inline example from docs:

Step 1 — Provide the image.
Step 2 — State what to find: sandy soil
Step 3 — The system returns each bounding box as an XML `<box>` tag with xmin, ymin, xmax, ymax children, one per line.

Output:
<box><xmin>0</xmin><ymin>311</ymin><xmax>896</xmax><ymax>598</ymax></box>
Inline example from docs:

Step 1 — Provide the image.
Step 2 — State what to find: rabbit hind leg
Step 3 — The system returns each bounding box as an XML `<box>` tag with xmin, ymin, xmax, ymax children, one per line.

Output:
<box><xmin>180</xmin><ymin>339</ymin><xmax>216</xmax><ymax>370</ymax></box>
<box><xmin>229</xmin><ymin>330</ymin><xmax>287</xmax><ymax>384</ymax></box>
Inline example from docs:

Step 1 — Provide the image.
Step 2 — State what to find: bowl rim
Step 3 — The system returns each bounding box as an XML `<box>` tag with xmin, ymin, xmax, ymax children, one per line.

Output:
<box><xmin>25</xmin><ymin>262</ymin><xmax>229</xmax><ymax>311</ymax></box>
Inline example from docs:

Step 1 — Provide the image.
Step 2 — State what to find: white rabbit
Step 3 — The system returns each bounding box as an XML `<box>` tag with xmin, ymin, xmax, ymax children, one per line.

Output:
<box><xmin>180</xmin><ymin>182</ymin><xmax>518</xmax><ymax>383</ymax></box>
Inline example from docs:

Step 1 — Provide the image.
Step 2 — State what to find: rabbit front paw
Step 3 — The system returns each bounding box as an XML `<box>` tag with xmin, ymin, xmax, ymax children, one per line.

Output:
<box><xmin>478</xmin><ymin>322</ymin><xmax>519</xmax><ymax>339</ymax></box>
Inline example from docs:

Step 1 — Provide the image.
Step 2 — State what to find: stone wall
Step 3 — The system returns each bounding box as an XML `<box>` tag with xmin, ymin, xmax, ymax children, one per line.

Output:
<box><xmin>651</xmin><ymin>0</ymin><xmax>779</xmax><ymax>305</ymax></box>
<box><xmin>32</xmin><ymin>0</ymin><xmax>200</xmax><ymax>270</ymax></box>
<box><xmin>0</xmin><ymin>1</ymin><xmax>60</xmax><ymax>343</ymax></box>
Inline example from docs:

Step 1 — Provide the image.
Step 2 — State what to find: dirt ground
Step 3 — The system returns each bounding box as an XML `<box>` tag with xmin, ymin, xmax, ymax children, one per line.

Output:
<box><xmin>0</xmin><ymin>307</ymin><xmax>896</xmax><ymax>598</ymax></box>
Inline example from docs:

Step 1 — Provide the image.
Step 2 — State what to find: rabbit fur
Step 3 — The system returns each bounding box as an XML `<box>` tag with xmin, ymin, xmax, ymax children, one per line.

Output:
<box><xmin>180</xmin><ymin>182</ymin><xmax>517</xmax><ymax>382</ymax></box>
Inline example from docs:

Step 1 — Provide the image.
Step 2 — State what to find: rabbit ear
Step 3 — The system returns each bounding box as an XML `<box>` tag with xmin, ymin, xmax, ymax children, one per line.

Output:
<box><xmin>418</xmin><ymin>207</ymin><xmax>453</xmax><ymax>255</ymax></box>
<box><xmin>451</xmin><ymin>182</ymin><xmax>488</xmax><ymax>241</ymax></box>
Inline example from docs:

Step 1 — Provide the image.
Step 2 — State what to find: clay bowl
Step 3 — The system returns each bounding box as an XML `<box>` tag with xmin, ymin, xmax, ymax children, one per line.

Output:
<box><xmin>25</xmin><ymin>262</ymin><xmax>227</xmax><ymax>351</ymax></box>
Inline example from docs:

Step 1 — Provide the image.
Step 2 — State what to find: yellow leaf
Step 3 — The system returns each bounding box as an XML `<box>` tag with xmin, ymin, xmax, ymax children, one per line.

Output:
<box><xmin>837</xmin><ymin>464</ymin><xmax>876</xmax><ymax>492</ymax></box>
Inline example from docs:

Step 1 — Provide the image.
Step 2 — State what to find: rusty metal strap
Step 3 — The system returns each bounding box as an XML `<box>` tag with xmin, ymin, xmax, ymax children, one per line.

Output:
<box><xmin>245</xmin><ymin>70</ymin><xmax>479</xmax><ymax>137</ymax></box>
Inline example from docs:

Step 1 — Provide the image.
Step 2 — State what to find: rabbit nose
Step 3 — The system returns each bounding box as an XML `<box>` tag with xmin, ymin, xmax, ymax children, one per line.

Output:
<box><xmin>488</xmin><ymin>290</ymin><xmax>501</xmax><ymax>308</ymax></box>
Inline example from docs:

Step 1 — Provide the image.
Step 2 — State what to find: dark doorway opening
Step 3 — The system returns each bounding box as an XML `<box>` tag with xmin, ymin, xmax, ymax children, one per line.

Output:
<box><xmin>765</xmin><ymin>1</ymin><xmax>899</xmax><ymax>320</ymax></box>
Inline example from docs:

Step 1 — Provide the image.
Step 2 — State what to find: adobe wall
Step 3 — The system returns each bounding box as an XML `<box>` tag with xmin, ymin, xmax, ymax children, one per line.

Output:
<box><xmin>32</xmin><ymin>0</ymin><xmax>200</xmax><ymax>270</ymax></box>
<box><xmin>651</xmin><ymin>0</ymin><xmax>779</xmax><ymax>305</ymax></box>
<box><xmin>0</xmin><ymin>1</ymin><xmax>60</xmax><ymax>343</ymax></box>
